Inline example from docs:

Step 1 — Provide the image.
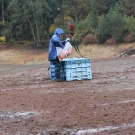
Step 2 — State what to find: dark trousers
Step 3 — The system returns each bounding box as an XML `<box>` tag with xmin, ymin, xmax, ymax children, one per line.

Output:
<box><xmin>50</xmin><ymin>57</ymin><xmax>62</xmax><ymax>79</ymax></box>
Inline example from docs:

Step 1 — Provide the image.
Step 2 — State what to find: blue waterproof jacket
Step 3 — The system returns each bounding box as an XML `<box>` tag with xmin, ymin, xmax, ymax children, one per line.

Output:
<box><xmin>48</xmin><ymin>28</ymin><xmax>65</xmax><ymax>61</ymax></box>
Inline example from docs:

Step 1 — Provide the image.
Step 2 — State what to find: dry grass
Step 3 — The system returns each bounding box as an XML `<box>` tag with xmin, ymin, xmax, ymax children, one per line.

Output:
<box><xmin>0</xmin><ymin>43</ymin><xmax>135</xmax><ymax>64</ymax></box>
<box><xmin>70</xmin><ymin>43</ymin><xmax>135</xmax><ymax>59</ymax></box>
<box><xmin>0</xmin><ymin>48</ymin><xmax>48</xmax><ymax>65</ymax></box>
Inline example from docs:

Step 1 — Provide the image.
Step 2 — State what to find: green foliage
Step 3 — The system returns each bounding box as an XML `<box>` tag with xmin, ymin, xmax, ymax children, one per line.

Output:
<box><xmin>119</xmin><ymin>0</ymin><xmax>135</xmax><ymax>17</ymax></box>
<box><xmin>97</xmin><ymin>10</ymin><xmax>127</xmax><ymax>43</ymax></box>
<box><xmin>123</xmin><ymin>15</ymin><xmax>135</xmax><ymax>36</ymax></box>
<box><xmin>7</xmin><ymin>0</ymin><xmax>58</xmax><ymax>44</ymax></box>
<box><xmin>62</xmin><ymin>0</ymin><xmax>91</xmax><ymax>21</ymax></box>
<box><xmin>91</xmin><ymin>0</ymin><xmax>120</xmax><ymax>15</ymax></box>
<box><xmin>1</xmin><ymin>0</ymin><xmax>135</xmax><ymax>45</ymax></box>
<box><xmin>97</xmin><ymin>15</ymin><xmax>111</xmax><ymax>43</ymax></box>
<box><xmin>0</xmin><ymin>22</ymin><xmax>5</xmax><ymax>36</ymax></box>
<box><xmin>0</xmin><ymin>36</ymin><xmax>6</xmax><ymax>42</ymax></box>
<box><xmin>90</xmin><ymin>0</ymin><xmax>122</xmax><ymax>30</ymax></box>
<box><xmin>73</xmin><ymin>19</ymin><xmax>92</xmax><ymax>44</ymax></box>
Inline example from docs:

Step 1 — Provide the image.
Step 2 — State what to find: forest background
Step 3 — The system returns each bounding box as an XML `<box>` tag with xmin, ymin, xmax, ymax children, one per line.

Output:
<box><xmin>0</xmin><ymin>0</ymin><xmax>135</xmax><ymax>47</ymax></box>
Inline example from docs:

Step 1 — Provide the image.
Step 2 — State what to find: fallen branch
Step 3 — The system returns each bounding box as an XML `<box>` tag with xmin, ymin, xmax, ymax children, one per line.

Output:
<box><xmin>119</xmin><ymin>46</ymin><xmax>135</xmax><ymax>57</ymax></box>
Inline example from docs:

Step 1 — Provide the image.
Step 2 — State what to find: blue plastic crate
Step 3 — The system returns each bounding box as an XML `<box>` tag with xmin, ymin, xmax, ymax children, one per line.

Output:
<box><xmin>62</xmin><ymin>58</ymin><xmax>92</xmax><ymax>81</ymax></box>
<box><xmin>49</xmin><ymin>62</ymin><xmax>65</xmax><ymax>80</ymax></box>
<box><xmin>49</xmin><ymin>62</ymin><xmax>56</xmax><ymax>80</ymax></box>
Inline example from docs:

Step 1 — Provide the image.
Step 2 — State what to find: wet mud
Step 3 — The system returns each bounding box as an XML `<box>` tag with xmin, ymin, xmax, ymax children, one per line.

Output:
<box><xmin>0</xmin><ymin>57</ymin><xmax>135</xmax><ymax>135</ymax></box>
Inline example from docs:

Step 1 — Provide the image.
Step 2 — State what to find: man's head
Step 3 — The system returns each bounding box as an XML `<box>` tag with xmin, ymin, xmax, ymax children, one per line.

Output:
<box><xmin>54</xmin><ymin>28</ymin><xmax>64</xmax><ymax>37</ymax></box>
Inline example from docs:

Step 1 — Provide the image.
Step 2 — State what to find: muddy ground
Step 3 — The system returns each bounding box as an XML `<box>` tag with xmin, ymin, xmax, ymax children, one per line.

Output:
<box><xmin>0</xmin><ymin>44</ymin><xmax>135</xmax><ymax>135</ymax></box>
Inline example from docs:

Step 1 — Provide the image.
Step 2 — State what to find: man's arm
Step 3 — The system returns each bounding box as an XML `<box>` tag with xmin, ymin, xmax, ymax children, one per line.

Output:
<box><xmin>61</xmin><ymin>40</ymin><xmax>66</xmax><ymax>45</ymax></box>
<box><xmin>52</xmin><ymin>36</ymin><xmax>64</xmax><ymax>49</ymax></box>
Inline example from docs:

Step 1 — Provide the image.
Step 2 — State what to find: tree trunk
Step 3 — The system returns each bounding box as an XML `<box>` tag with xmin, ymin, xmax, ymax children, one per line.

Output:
<box><xmin>31</xmin><ymin>0</ymin><xmax>41</xmax><ymax>47</ymax></box>
<box><xmin>27</xmin><ymin>17</ymin><xmax>36</xmax><ymax>42</ymax></box>
<box><xmin>2</xmin><ymin>0</ymin><xmax>4</xmax><ymax>23</ymax></box>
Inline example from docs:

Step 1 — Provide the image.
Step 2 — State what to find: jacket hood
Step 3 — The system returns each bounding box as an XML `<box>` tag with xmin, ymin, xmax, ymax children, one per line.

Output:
<box><xmin>54</xmin><ymin>28</ymin><xmax>64</xmax><ymax>36</ymax></box>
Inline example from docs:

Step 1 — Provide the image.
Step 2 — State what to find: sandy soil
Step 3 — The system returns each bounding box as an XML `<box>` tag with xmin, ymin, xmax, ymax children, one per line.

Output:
<box><xmin>0</xmin><ymin>43</ymin><xmax>135</xmax><ymax>135</ymax></box>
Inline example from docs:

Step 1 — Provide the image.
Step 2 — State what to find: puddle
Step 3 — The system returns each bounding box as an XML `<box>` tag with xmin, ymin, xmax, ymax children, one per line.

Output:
<box><xmin>89</xmin><ymin>99</ymin><xmax>135</xmax><ymax>108</ymax></box>
<box><xmin>75</xmin><ymin>122</ymin><xmax>135</xmax><ymax>135</ymax></box>
<box><xmin>0</xmin><ymin>111</ymin><xmax>38</xmax><ymax>120</ymax></box>
<box><xmin>30</xmin><ymin>122</ymin><xmax>135</xmax><ymax>135</ymax></box>
<box><xmin>1</xmin><ymin>87</ymin><xmax>25</xmax><ymax>92</ymax></box>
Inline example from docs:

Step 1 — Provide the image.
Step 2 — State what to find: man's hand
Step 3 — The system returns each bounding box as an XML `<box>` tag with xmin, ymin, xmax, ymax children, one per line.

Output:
<box><xmin>66</xmin><ymin>38</ymin><xmax>70</xmax><ymax>42</ymax></box>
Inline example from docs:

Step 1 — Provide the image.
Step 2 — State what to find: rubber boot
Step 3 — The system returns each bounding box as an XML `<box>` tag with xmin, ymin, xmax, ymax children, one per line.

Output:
<box><xmin>55</xmin><ymin>73</ymin><xmax>64</xmax><ymax>82</ymax></box>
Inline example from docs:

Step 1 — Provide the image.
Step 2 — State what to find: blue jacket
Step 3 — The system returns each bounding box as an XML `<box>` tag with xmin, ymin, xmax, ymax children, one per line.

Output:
<box><xmin>48</xmin><ymin>28</ymin><xmax>65</xmax><ymax>61</ymax></box>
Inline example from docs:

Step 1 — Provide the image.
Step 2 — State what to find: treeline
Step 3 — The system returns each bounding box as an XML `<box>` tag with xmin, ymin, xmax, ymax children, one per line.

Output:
<box><xmin>0</xmin><ymin>0</ymin><xmax>135</xmax><ymax>46</ymax></box>
<box><xmin>0</xmin><ymin>0</ymin><xmax>59</xmax><ymax>46</ymax></box>
<box><xmin>74</xmin><ymin>0</ymin><xmax>135</xmax><ymax>45</ymax></box>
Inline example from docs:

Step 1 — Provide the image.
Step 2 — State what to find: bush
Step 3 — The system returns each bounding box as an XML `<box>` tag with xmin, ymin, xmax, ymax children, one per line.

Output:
<box><xmin>0</xmin><ymin>36</ymin><xmax>6</xmax><ymax>43</ymax></box>
<box><xmin>73</xmin><ymin>18</ymin><xmax>93</xmax><ymax>45</ymax></box>
<box><xmin>105</xmin><ymin>38</ymin><xmax>118</xmax><ymax>45</ymax></box>
<box><xmin>123</xmin><ymin>15</ymin><xmax>135</xmax><ymax>36</ymax></box>
<box><xmin>49</xmin><ymin>25</ymin><xmax>57</xmax><ymax>36</ymax></box>
<box><xmin>82</xmin><ymin>34</ymin><xmax>99</xmax><ymax>45</ymax></box>
<box><xmin>109</xmin><ymin>12</ymin><xmax>126</xmax><ymax>41</ymax></box>
<box><xmin>123</xmin><ymin>33</ymin><xmax>134</xmax><ymax>43</ymax></box>
<box><xmin>97</xmin><ymin>10</ymin><xmax>127</xmax><ymax>43</ymax></box>
<box><xmin>97</xmin><ymin>15</ymin><xmax>111</xmax><ymax>43</ymax></box>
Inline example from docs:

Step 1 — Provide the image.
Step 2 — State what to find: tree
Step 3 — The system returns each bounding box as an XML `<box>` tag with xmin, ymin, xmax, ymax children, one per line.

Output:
<box><xmin>91</xmin><ymin>0</ymin><xmax>121</xmax><ymax>15</ymax></box>
<box><xmin>0</xmin><ymin>0</ymin><xmax>10</xmax><ymax>23</ymax></box>
<box><xmin>97</xmin><ymin>10</ymin><xmax>127</xmax><ymax>43</ymax></box>
<box><xmin>58</xmin><ymin>0</ymin><xmax>91</xmax><ymax>21</ymax></box>
<box><xmin>8</xmin><ymin>0</ymin><xmax>58</xmax><ymax>46</ymax></box>
<box><xmin>71</xmin><ymin>0</ymin><xmax>91</xmax><ymax>20</ymax></box>
<box><xmin>119</xmin><ymin>0</ymin><xmax>135</xmax><ymax>17</ymax></box>
<box><xmin>90</xmin><ymin>0</ymin><xmax>122</xmax><ymax>30</ymax></box>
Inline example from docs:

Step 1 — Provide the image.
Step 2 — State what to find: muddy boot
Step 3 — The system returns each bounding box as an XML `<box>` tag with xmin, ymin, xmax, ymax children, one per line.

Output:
<box><xmin>55</xmin><ymin>74</ymin><xmax>64</xmax><ymax>82</ymax></box>
<box><xmin>56</xmin><ymin>77</ymin><xmax>65</xmax><ymax>82</ymax></box>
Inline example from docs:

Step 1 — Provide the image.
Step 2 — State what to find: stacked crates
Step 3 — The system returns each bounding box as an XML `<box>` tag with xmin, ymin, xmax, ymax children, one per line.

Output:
<box><xmin>49</xmin><ymin>61</ymin><xmax>56</xmax><ymax>80</ymax></box>
<box><xmin>49</xmin><ymin>58</ymin><xmax>92</xmax><ymax>81</ymax></box>
<box><xmin>49</xmin><ymin>61</ymin><xmax>65</xmax><ymax>80</ymax></box>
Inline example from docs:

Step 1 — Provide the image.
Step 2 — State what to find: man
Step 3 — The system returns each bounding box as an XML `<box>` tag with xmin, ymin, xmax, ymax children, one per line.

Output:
<box><xmin>48</xmin><ymin>28</ymin><xmax>66</xmax><ymax>82</ymax></box>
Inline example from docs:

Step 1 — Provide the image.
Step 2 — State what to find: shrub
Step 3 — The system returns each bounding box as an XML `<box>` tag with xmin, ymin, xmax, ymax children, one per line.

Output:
<box><xmin>97</xmin><ymin>10</ymin><xmax>127</xmax><ymax>43</ymax></box>
<box><xmin>49</xmin><ymin>25</ymin><xmax>57</xmax><ymax>36</ymax></box>
<box><xmin>64</xmin><ymin>16</ymin><xmax>73</xmax><ymax>22</ymax></box>
<box><xmin>97</xmin><ymin>16</ymin><xmax>111</xmax><ymax>43</ymax></box>
<box><xmin>82</xmin><ymin>34</ymin><xmax>99</xmax><ymax>45</ymax></box>
<box><xmin>123</xmin><ymin>15</ymin><xmax>135</xmax><ymax>36</ymax></box>
<box><xmin>0</xmin><ymin>36</ymin><xmax>6</xmax><ymax>43</ymax></box>
<box><xmin>105</xmin><ymin>38</ymin><xmax>118</xmax><ymax>45</ymax></box>
<box><xmin>123</xmin><ymin>33</ymin><xmax>134</xmax><ymax>43</ymax></box>
<box><xmin>0</xmin><ymin>22</ymin><xmax>5</xmax><ymax>29</ymax></box>
<box><xmin>73</xmin><ymin>18</ymin><xmax>92</xmax><ymax>45</ymax></box>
